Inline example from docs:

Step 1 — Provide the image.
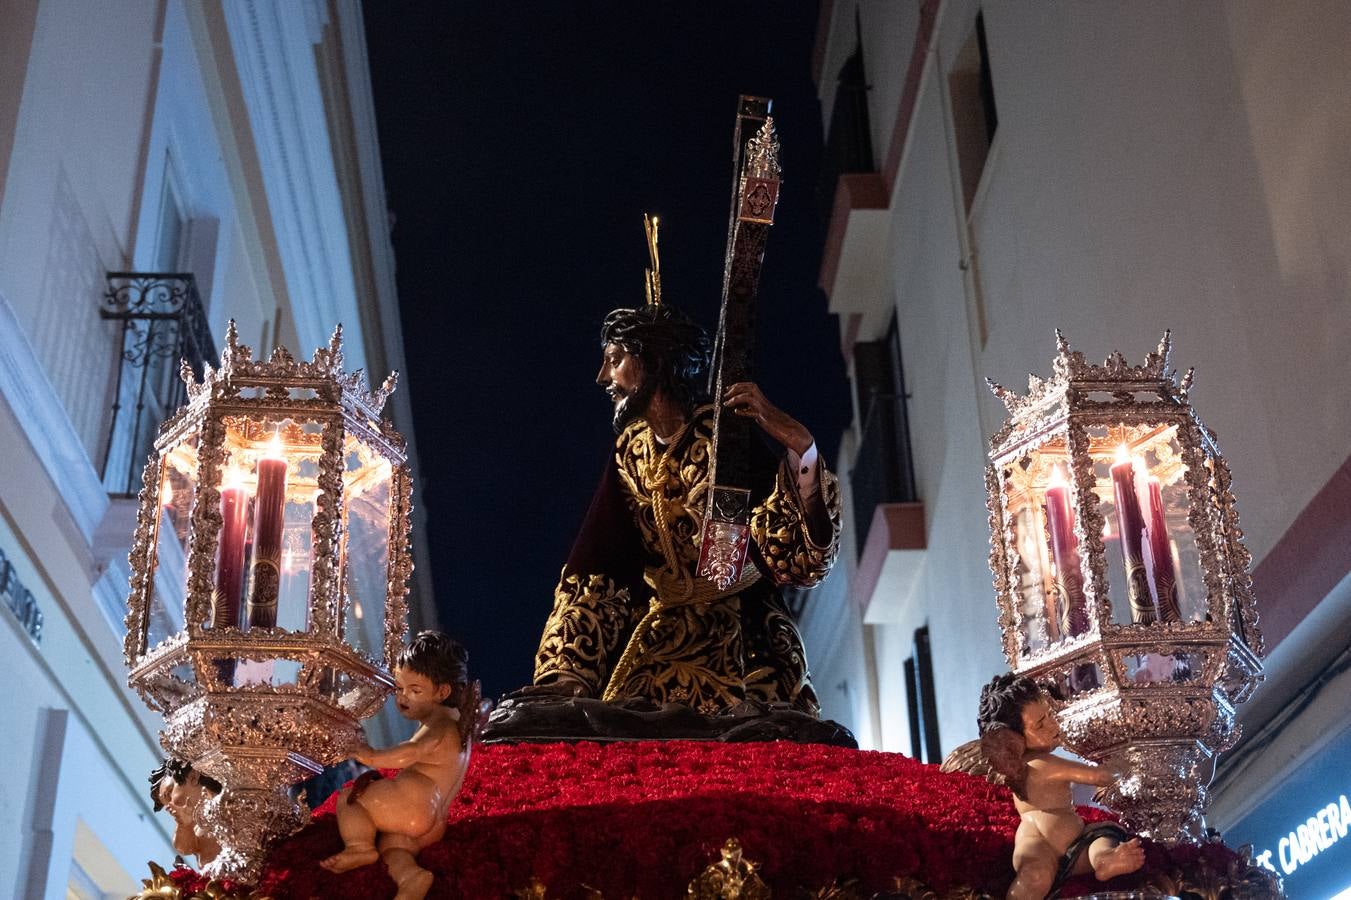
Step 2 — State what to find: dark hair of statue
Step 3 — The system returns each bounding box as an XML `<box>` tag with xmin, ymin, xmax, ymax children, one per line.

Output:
<box><xmin>977</xmin><ymin>671</ymin><xmax>1044</xmax><ymax>737</ymax></box>
<box><xmin>149</xmin><ymin>757</ymin><xmax>222</xmax><ymax>812</ymax></box>
<box><xmin>397</xmin><ymin>630</ymin><xmax>483</xmax><ymax>745</ymax></box>
<box><xmin>600</xmin><ymin>304</ymin><xmax>712</xmax><ymax>417</ymax></box>
<box><xmin>975</xmin><ymin>672</ymin><xmax>1044</xmax><ymax>799</ymax></box>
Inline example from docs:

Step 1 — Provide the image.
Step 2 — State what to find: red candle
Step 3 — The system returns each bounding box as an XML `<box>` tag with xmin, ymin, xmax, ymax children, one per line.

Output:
<box><xmin>1144</xmin><ymin>476</ymin><xmax>1182</xmax><ymax>622</ymax></box>
<box><xmin>213</xmin><ymin>472</ymin><xmax>248</xmax><ymax>630</ymax></box>
<box><xmin>1043</xmin><ymin>466</ymin><xmax>1088</xmax><ymax>638</ymax></box>
<box><xmin>247</xmin><ymin>434</ymin><xmax>287</xmax><ymax>629</ymax></box>
<box><xmin>1110</xmin><ymin>446</ymin><xmax>1155</xmax><ymax>623</ymax></box>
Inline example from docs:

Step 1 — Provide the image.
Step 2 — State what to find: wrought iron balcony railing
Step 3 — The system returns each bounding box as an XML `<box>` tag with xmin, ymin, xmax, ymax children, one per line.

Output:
<box><xmin>849</xmin><ymin>392</ymin><xmax>918</xmax><ymax>552</ymax></box>
<box><xmin>100</xmin><ymin>272</ymin><xmax>216</xmax><ymax>496</ymax></box>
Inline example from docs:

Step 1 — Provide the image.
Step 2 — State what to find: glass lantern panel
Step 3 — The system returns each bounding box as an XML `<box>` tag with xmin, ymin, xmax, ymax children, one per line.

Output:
<box><xmin>1087</xmin><ymin>424</ymin><xmax>1209</xmax><ymax>626</ymax></box>
<box><xmin>1121</xmin><ymin>650</ymin><xmax>1207</xmax><ymax>685</ymax></box>
<box><xmin>1001</xmin><ymin>440</ymin><xmax>1086</xmax><ymax>654</ymax></box>
<box><xmin>215</xmin><ymin>417</ymin><xmax>323</xmax><ymax>643</ymax></box>
<box><xmin>142</xmin><ymin>660</ymin><xmax>199</xmax><ymax>713</ymax></box>
<box><xmin>141</xmin><ymin>434</ymin><xmax>198</xmax><ymax>654</ymax></box>
<box><xmin>318</xmin><ymin>666</ymin><xmax>385</xmax><ymax>715</ymax></box>
<box><xmin>232</xmin><ymin>656</ymin><xmax>303</xmax><ymax>687</ymax></box>
<box><xmin>341</xmin><ymin>434</ymin><xmax>392</xmax><ymax>662</ymax></box>
<box><xmin>1043</xmin><ymin>661</ymin><xmax>1105</xmax><ymax>699</ymax></box>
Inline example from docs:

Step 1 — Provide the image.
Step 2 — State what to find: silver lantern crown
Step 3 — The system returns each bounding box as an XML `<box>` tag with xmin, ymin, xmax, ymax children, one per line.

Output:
<box><xmin>984</xmin><ymin>331</ymin><xmax>1263</xmax><ymax>841</ymax></box>
<box><xmin>123</xmin><ymin>322</ymin><xmax>412</xmax><ymax>878</ymax></box>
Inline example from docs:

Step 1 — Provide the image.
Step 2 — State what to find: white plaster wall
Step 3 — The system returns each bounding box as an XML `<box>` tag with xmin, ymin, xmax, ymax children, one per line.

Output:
<box><xmin>800</xmin><ymin>429</ymin><xmax>879</xmax><ymax>749</ymax></box>
<box><xmin>812</xmin><ymin>0</ymin><xmax>1351</xmax><ymax>757</ymax></box>
<box><xmin>0</xmin><ymin>0</ymin><xmax>419</xmax><ymax>889</ymax></box>
<box><xmin>0</xmin><ymin>609</ymin><xmax>77</xmax><ymax>891</ymax></box>
<box><xmin>218</xmin><ymin>0</ymin><xmax>367</xmax><ymax>372</ymax></box>
<box><xmin>799</xmin><ymin>566</ymin><xmax>875</xmax><ymax>746</ymax></box>
<box><xmin>972</xmin><ymin>0</ymin><xmax>1351</xmax><ymax>567</ymax></box>
<box><xmin>866</xmin><ymin>53</ymin><xmax>1007</xmax><ymax>752</ymax></box>
<box><xmin>0</xmin><ymin>0</ymin><xmax>158</xmax><ymax>461</ymax></box>
<box><xmin>1217</xmin><ymin>0</ymin><xmax>1351</xmax><ymax>547</ymax></box>
<box><xmin>133</xmin><ymin>2</ymin><xmax>239</xmax><ymax>297</ymax></box>
<box><xmin>0</xmin><ymin>428</ymin><xmax>172</xmax><ymax>892</ymax></box>
<box><xmin>217</xmin><ymin>215</ymin><xmax>272</xmax><ymax>348</ymax></box>
<box><xmin>858</xmin><ymin>0</ymin><xmax>916</xmax><ymax>167</ymax></box>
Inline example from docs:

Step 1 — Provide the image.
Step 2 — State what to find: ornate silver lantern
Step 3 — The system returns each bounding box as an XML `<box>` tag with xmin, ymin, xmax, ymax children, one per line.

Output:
<box><xmin>123</xmin><ymin>322</ymin><xmax>412</xmax><ymax>878</ymax></box>
<box><xmin>984</xmin><ymin>332</ymin><xmax>1263</xmax><ymax>841</ymax></box>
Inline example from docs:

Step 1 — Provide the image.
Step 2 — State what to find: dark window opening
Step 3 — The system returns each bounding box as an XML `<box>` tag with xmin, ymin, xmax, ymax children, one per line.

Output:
<box><xmin>817</xmin><ymin>11</ymin><xmax>875</xmax><ymax>234</ymax></box>
<box><xmin>912</xmin><ymin>624</ymin><xmax>942</xmax><ymax>763</ymax></box>
<box><xmin>948</xmin><ymin>10</ymin><xmax>999</xmax><ymax>214</ymax></box>
<box><xmin>849</xmin><ymin>314</ymin><xmax>918</xmax><ymax>555</ymax></box>
<box><xmin>903</xmin><ymin>656</ymin><xmax>923</xmax><ymax>760</ymax></box>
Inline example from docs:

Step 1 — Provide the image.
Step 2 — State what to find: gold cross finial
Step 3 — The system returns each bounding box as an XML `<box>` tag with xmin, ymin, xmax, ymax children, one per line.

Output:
<box><xmin>643</xmin><ymin>212</ymin><xmax>662</xmax><ymax>307</ymax></box>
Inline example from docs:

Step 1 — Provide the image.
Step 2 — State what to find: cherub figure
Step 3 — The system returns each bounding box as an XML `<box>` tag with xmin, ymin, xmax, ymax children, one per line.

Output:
<box><xmin>320</xmin><ymin>631</ymin><xmax>482</xmax><ymax>900</ymax></box>
<box><xmin>977</xmin><ymin>673</ymin><xmax>1145</xmax><ymax>898</ymax></box>
<box><xmin>149</xmin><ymin>757</ymin><xmax>222</xmax><ymax>867</ymax></box>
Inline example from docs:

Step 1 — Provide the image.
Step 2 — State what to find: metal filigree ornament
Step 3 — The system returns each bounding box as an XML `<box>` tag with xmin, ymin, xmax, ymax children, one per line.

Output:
<box><xmin>687</xmin><ymin>838</ymin><xmax>771</xmax><ymax>900</ymax></box>
<box><xmin>123</xmin><ymin>321</ymin><xmax>412</xmax><ymax>880</ymax></box>
<box><xmin>984</xmin><ymin>332</ymin><xmax>1263</xmax><ymax>842</ymax></box>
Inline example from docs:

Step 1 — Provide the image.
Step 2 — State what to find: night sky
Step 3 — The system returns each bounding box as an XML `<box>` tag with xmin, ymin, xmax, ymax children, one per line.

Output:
<box><xmin>362</xmin><ymin>4</ymin><xmax>851</xmax><ymax>697</ymax></box>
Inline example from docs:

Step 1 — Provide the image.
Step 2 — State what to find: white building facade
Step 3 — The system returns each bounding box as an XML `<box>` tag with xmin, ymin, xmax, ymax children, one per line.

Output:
<box><xmin>803</xmin><ymin>2</ymin><xmax>1351</xmax><ymax>893</ymax></box>
<box><xmin>0</xmin><ymin>2</ymin><xmax>435</xmax><ymax>896</ymax></box>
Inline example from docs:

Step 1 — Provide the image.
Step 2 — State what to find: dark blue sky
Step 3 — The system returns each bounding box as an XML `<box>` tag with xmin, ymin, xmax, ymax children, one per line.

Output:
<box><xmin>363</xmin><ymin>3</ymin><xmax>851</xmax><ymax>696</ymax></box>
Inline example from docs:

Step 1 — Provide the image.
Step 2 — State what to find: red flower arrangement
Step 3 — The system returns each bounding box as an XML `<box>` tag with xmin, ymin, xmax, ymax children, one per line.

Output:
<box><xmin>165</xmin><ymin>741</ymin><xmax>1255</xmax><ymax>898</ymax></box>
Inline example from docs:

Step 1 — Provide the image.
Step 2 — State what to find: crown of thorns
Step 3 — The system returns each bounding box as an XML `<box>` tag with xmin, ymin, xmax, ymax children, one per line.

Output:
<box><xmin>600</xmin><ymin>304</ymin><xmax>710</xmax><ymax>381</ymax></box>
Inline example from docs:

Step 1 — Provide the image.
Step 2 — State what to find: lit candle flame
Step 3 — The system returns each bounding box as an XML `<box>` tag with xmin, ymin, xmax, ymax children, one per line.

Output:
<box><xmin>1114</xmin><ymin>443</ymin><xmax>1131</xmax><ymax>465</ymax></box>
<box><xmin>268</xmin><ymin>430</ymin><xmax>284</xmax><ymax>459</ymax></box>
<box><xmin>163</xmin><ymin>482</ymin><xmax>174</xmax><ymax>506</ymax></box>
<box><xmin>282</xmin><ymin>547</ymin><xmax>294</xmax><ymax>574</ymax></box>
<box><xmin>223</xmin><ymin>466</ymin><xmax>245</xmax><ymax>491</ymax></box>
<box><xmin>353</xmin><ymin>601</ymin><xmax>364</xmax><ymax>620</ymax></box>
<box><xmin>1047</xmin><ymin>465</ymin><xmax>1067</xmax><ymax>489</ymax></box>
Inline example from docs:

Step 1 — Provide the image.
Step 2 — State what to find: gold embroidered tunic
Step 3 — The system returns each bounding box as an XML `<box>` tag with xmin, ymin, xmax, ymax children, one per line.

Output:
<box><xmin>532</xmin><ymin>406</ymin><xmax>841</xmax><ymax>715</ymax></box>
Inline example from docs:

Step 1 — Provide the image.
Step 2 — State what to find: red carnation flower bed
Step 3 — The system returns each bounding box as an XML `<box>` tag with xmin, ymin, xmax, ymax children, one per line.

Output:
<box><xmin>201</xmin><ymin>740</ymin><xmax>1244</xmax><ymax>898</ymax></box>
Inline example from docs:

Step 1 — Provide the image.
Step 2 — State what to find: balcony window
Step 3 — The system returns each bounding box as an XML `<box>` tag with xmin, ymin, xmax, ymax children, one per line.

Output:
<box><xmin>817</xmin><ymin>17</ymin><xmax>875</xmax><ymax>233</ymax></box>
<box><xmin>849</xmin><ymin>317</ymin><xmax>918</xmax><ymax>553</ymax></box>
<box><xmin>99</xmin><ymin>273</ymin><xmax>215</xmax><ymax>497</ymax></box>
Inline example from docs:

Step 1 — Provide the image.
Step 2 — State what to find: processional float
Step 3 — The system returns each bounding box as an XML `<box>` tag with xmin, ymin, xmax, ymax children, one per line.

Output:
<box><xmin>119</xmin><ymin>95</ymin><xmax>1281</xmax><ymax>897</ymax></box>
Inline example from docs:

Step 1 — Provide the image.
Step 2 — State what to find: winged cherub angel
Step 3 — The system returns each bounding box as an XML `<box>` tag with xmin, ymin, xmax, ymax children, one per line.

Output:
<box><xmin>976</xmin><ymin>673</ymin><xmax>1145</xmax><ymax>898</ymax></box>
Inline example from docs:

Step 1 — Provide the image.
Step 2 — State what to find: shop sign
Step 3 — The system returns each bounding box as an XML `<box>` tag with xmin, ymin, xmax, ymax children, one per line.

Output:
<box><xmin>1227</xmin><ymin>723</ymin><xmax>1351</xmax><ymax>900</ymax></box>
<box><xmin>0</xmin><ymin>543</ymin><xmax>43</xmax><ymax>646</ymax></box>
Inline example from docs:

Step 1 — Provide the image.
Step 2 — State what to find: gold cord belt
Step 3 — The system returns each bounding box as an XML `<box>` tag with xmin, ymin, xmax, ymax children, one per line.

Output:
<box><xmin>600</xmin><ymin>565</ymin><xmax>761</xmax><ymax>702</ymax></box>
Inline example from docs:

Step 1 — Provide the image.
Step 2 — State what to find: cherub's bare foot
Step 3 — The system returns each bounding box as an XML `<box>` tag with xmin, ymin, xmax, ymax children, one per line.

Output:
<box><xmin>393</xmin><ymin>868</ymin><xmax>434</xmax><ymax>900</ymax></box>
<box><xmin>319</xmin><ymin>845</ymin><xmax>379</xmax><ymax>873</ymax></box>
<box><xmin>1093</xmin><ymin>837</ymin><xmax>1145</xmax><ymax>880</ymax></box>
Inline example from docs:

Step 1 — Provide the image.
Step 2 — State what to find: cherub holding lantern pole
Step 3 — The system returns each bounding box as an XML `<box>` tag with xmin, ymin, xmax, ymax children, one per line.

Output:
<box><xmin>320</xmin><ymin>631</ymin><xmax>483</xmax><ymax>900</ymax></box>
<box><xmin>149</xmin><ymin>757</ymin><xmax>222</xmax><ymax>867</ymax></box>
<box><xmin>977</xmin><ymin>673</ymin><xmax>1145</xmax><ymax>898</ymax></box>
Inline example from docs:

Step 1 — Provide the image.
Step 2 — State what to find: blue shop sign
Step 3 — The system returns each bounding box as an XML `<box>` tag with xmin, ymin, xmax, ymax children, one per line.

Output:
<box><xmin>1224</xmin><ymin>722</ymin><xmax>1351</xmax><ymax>899</ymax></box>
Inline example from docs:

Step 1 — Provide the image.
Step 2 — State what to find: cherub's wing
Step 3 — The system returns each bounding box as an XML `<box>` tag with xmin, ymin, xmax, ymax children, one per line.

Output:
<box><xmin>940</xmin><ymin>731</ymin><xmax>1029</xmax><ymax>798</ymax></box>
<box><xmin>939</xmin><ymin>738</ymin><xmax>1002</xmax><ymax>781</ymax></box>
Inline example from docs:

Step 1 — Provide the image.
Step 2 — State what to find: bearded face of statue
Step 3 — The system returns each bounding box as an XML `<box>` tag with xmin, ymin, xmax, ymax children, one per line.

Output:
<box><xmin>597</xmin><ymin>341</ymin><xmax>655</xmax><ymax>433</ymax></box>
